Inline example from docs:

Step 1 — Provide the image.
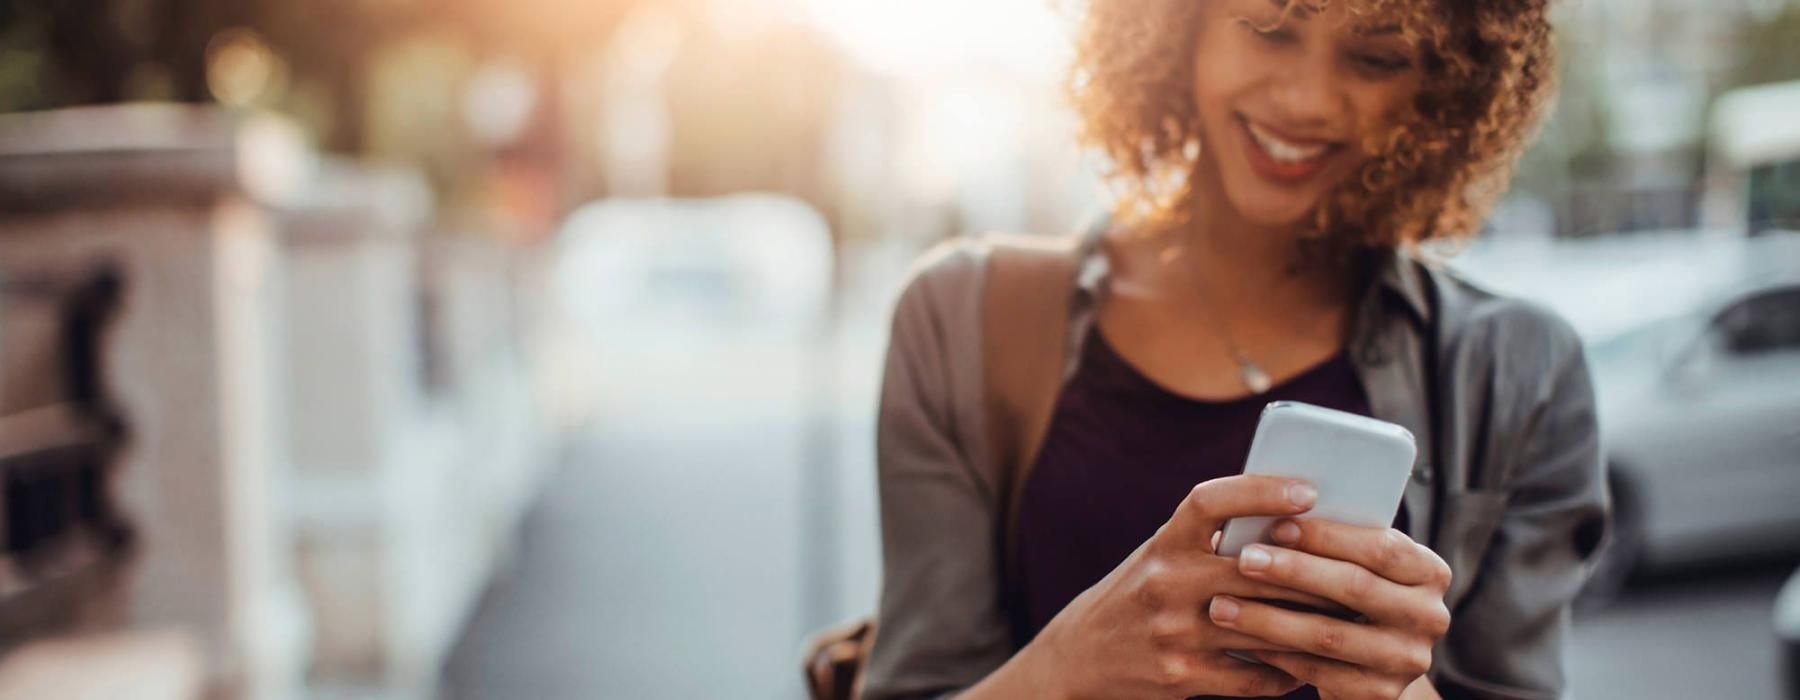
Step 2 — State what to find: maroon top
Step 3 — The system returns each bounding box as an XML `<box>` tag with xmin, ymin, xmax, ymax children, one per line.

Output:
<box><xmin>1015</xmin><ymin>328</ymin><xmax>1406</xmax><ymax>700</ymax></box>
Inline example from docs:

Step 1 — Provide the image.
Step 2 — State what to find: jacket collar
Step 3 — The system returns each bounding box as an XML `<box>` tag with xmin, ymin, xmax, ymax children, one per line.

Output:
<box><xmin>1372</xmin><ymin>246</ymin><xmax>1433</xmax><ymax>328</ymax></box>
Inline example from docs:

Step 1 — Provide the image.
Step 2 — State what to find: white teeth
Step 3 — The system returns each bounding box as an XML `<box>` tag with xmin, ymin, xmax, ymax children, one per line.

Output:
<box><xmin>1246</xmin><ymin>121</ymin><xmax>1329</xmax><ymax>164</ymax></box>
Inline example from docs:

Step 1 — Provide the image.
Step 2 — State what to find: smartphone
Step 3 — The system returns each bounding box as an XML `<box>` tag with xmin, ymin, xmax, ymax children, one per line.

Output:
<box><xmin>1218</xmin><ymin>402</ymin><xmax>1416</xmax><ymax>666</ymax></box>
<box><xmin>1216</xmin><ymin>401</ymin><xmax>1416</xmax><ymax>557</ymax></box>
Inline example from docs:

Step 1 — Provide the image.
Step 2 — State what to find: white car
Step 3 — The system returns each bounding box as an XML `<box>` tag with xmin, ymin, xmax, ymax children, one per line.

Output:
<box><xmin>1586</xmin><ymin>272</ymin><xmax>1800</xmax><ymax>590</ymax></box>
<box><xmin>547</xmin><ymin>195</ymin><xmax>838</xmax><ymax>424</ymax></box>
<box><xmin>1456</xmin><ymin>231</ymin><xmax>1800</xmax><ymax>598</ymax></box>
<box><xmin>553</xmin><ymin>194</ymin><xmax>835</xmax><ymax>337</ymax></box>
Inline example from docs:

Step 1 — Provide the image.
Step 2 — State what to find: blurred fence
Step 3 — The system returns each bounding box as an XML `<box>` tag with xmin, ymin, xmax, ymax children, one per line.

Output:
<box><xmin>0</xmin><ymin>104</ymin><xmax>578</xmax><ymax>700</ymax></box>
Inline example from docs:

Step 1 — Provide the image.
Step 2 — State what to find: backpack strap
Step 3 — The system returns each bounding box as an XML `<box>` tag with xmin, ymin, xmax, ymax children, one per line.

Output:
<box><xmin>980</xmin><ymin>233</ymin><xmax>1085</xmax><ymax>606</ymax></box>
<box><xmin>801</xmin><ymin>231</ymin><xmax>1089</xmax><ymax>700</ymax></box>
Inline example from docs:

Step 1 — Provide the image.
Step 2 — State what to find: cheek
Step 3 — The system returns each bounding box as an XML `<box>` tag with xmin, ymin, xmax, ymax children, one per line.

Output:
<box><xmin>1356</xmin><ymin>81</ymin><xmax>1422</xmax><ymax>138</ymax></box>
<box><xmin>1190</xmin><ymin>31</ymin><xmax>1263</xmax><ymax>133</ymax></box>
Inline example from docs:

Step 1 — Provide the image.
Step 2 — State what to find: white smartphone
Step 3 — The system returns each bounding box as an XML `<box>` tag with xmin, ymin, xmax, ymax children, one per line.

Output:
<box><xmin>1215</xmin><ymin>401</ymin><xmax>1416</xmax><ymax>558</ymax></box>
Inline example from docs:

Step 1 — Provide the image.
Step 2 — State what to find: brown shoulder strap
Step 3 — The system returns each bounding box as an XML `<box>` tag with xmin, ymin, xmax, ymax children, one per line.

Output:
<box><xmin>799</xmin><ymin>232</ymin><xmax>1083</xmax><ymax>700</ymax></box>
<box><xmin>980</xmin><ymin>233</ymin><xmax>1083</xmax><ymax>582</ymax></box>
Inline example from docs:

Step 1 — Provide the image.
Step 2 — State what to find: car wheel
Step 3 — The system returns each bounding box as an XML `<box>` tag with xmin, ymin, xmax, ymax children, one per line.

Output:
<box><xmin>1778</xmin><ymin>567</ymin><xmax>1800</xmax><ymax>699</ymax></box>
<box><xmin>1579</xmin><ymin>468</ymin><xmax>1643</xmax><ymax>610</ymax></box>
<box><xmin>1788</xmin><ymin>632</ymin><xmax>1800</xmax><ymax>700</ymax></box>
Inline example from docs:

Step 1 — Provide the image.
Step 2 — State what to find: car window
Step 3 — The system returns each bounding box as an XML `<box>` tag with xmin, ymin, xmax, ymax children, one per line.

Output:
<box><xmin>1748</xmin><ymin>160</ymin><xmax>1800</xmax><ymax>236</ymax></box>
<box><xmin>1713</xmin><ymin>287</ymin><xmax>1800</xmax><ymax>356</ymax></box>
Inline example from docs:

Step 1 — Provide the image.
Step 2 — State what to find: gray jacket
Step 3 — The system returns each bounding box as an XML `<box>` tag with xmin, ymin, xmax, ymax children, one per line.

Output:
<box><xmin>865</xmin><ymin>234</ymin><xmax>1610</xmax><ymax>699</ymax></box>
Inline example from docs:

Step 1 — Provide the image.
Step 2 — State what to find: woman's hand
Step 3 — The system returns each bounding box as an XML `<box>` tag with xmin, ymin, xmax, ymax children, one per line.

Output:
<box><xmin>1005</xmin><ymin>475</ymin><xmax>1341</xmax><ymax>699</ymax></box>
<box><xmin>1206</xmin><ymin>518</ymin><xmax>1453</xmax><ymax>700</ymax></box>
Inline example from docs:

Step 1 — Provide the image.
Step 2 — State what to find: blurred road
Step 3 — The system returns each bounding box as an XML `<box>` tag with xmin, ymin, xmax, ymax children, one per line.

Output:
<box><xmin>442</xmin><ymin>246</ymin><xmax>1792</xmax><ymax>699</ymax></box>
<box><xmin>441</xmin><ymin>245</ymin><xmax>896</xmax><ymax>700</ymax></box>
<box><xmin>1570</xmin><ymin>564</ymin><xmax>1791</xmax><ymax>699</ymax></box>
<box><xmin>442</xmin><ymin>416</ymin><xmax>816</xmax><ymax>699</ymax></box>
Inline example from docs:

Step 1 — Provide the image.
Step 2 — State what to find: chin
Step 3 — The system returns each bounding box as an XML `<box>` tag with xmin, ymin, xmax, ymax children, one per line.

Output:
<box><xmin>1202</xmin><ymin>134</ymin><xmax>1342</xmax><ymax>230</ymax></box>
<box><xmin>1223</xmin><ymin>186</ymin><xmax>1325</xmax><ymax>229</ymax></box>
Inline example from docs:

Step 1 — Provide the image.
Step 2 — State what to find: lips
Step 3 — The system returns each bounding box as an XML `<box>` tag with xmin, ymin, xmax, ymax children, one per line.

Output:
<box><xmin>1237</xmin><ymin>116</ymin><xmax>1342</xmax><ymax>185</ymax></box>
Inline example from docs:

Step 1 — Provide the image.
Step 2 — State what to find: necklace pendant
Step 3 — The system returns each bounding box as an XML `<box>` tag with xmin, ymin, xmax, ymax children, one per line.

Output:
<box><xmin>1240</xmin><ymin>362</ymin><xmax>1273</xmax><ymax>395</ymax></box>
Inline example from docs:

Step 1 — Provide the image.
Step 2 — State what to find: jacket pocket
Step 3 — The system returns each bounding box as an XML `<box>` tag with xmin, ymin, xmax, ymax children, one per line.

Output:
<box><xmin>1437</xmin><ymin>489</ymin><xmax>1510</xmax><ymax>609</ymax></box>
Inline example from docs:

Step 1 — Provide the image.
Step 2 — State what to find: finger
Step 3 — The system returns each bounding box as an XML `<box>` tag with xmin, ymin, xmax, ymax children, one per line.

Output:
<box><xmin>1270</xmin><ymin>518</ymin><xmax>1451</xmax><ymax>590</ymax></box>
<box><xmin>1234</xmin><ymin>595</ymin><xmax>1360</xmax><ymax>623</ymax></box>
<box><xmin>1235</xmin><ymin>544</ymin><xmax>1449</xmax><ymax>633</ymax></box>
<box><xmin>1218</xmin><ymin>574</ymin><xmax>1348</xmax><ymax>616</ymax></box>
<box><xmin>1195</xmin><ymin>625</ymin><xmax>1310</xmax><ymax>654</ymax></box>
<box><xmin>1208</xmin><ymin>596</ymin><xmax>1430</xmax><ymax>677</ymax></box>
<box><xmin>1161</xmin><ymin>476</ymin><xmax>1317</xmax><ymax>553</ymax></box>
<box><xmin>1249</xmin><ymin>651</ymin><xmax>1414</xmax><ymax>700</ymax></box>
<box><xmin>1185</xmin><ymin>558</ymin><xmax>1347</xmax><ymax>614</ymax></box>
<box><xmin>1186</xmin><ymin>656</ymin><xmax>1305</xmax><ymax>699</ymax></box>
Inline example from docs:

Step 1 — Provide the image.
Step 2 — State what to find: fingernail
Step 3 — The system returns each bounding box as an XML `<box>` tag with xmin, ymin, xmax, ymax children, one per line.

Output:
<box><xmin>1240</xmin><ymin>545</ymin><xmax>1272</xmax><ymax>573</ymax></box>
<box><xmin>1271</xmin><ymin>520</ymin><xmax>1302</xmax><ymax>544</ymax></box>
<box><xmin>1287</xmin><ymin>482</ymin><xmax>1318</xmax><ymax>507</ymax></box>
<box><xmin>1210</xmin><ymin>596</ymin><xmax>1241</xmax><ymax>623</ymax></box>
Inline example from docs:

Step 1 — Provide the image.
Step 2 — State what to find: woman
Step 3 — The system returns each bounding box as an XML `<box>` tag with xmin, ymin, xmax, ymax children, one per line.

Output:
<box><xmin>864</xmin><ymin>0</ymin><xmax>1608</xmax><ymax>698</ymax></box>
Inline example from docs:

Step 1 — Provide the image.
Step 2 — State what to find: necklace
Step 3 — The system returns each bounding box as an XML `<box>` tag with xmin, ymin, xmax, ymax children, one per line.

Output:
<box><xmin>1225</xmin><ymin>338</ymin><xmax>1275</xmax><ymax>395</ymax></box>
<box><xmin>1157</xmin><ymin>243</ymin><xmax>1296</xmax><ymax>396</ymax></box>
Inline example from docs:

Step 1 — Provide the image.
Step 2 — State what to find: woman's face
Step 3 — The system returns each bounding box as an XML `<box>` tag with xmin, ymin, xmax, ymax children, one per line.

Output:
<box><xmin>1191</xmin><ymin>0</ymin><xmax>1424</xmax><ymax>228</ymax></box>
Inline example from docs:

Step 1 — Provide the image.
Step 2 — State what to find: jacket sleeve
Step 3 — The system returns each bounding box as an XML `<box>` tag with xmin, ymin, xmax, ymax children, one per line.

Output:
<box><xmin>1435</xmin><ymin>313</ymin><xmax>1610</xmax><ymax>699</ymax></box>
<box><xmin>861</xmin><ymin>244</ymin><xmax>1014</xmax><ymax>700</ymax></box>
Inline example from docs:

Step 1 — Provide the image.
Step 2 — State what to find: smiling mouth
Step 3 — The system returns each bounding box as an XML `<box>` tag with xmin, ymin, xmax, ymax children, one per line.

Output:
<box><xmin>1238</xmin><ymin>116</ymin><xmax>1342</xmax><ymax>183</ymax></box>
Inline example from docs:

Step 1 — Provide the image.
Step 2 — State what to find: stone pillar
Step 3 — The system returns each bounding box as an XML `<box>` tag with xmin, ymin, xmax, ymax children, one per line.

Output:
<box><xmin>279</xmin><ymin>167</ymin><xmax>554</xmax><ymax>699</ymax></box>
<box><xmin>0</xmin><ymin>104</ymin><xmax>312</xmax><ymax>700</ymax></box>
<box><xmin>276</xmin><ymin>162</ymin><xmax>442</xmax><ymax>696</ymax></box>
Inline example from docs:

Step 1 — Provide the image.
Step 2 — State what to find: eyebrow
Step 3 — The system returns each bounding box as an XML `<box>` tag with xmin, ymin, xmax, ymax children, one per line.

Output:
<box><xmin>1264</xmin><ymin>0</ymin><xmax>1319</xmax><ymax>18</ymax></box>
<box><xmin>1262</xmin><ymin>0</ymin><xmax>1405</xmax><ymax>36</ymax></box>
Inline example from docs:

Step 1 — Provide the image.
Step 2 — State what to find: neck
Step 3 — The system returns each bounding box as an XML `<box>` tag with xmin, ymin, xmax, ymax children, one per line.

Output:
<box><xmin>1162</xmin><ymin>164</ymin><xmax>1351</xmax><ymax>313</ymax></box>
<box><xmin>1180</xmin><ymin>167</ymin><xmax>1304</xmax><ymax>299</ymax></box>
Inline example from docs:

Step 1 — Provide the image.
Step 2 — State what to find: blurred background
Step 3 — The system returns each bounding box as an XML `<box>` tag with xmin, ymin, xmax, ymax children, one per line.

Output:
<box><xmin>0</xmin><ymin>0</ymin><xmax>1795</xmax><ymax>698</ymax></box>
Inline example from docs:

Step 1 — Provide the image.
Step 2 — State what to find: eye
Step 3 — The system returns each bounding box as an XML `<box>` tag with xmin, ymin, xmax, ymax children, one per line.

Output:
<box><xmin>1254</xmin><ymin>26</ymin><xmax>1300</xmax><ymax>45</ymax></box>
<box><xmin>1351</xmin><ymin>52</ymin><xmax>1413</xmax><ymax>77</ymax></box>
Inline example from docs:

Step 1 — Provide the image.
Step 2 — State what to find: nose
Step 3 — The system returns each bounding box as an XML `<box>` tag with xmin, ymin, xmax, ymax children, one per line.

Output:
<box><xmin>1266</xmin><ymin>53</ymin><xmax>1345</xmax><ymax>130</ymax></box>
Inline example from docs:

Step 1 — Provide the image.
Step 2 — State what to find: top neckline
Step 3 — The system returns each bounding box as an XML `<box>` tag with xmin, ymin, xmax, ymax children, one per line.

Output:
<box><xmin>1085</xmin><ymin>325</ymin><xmax>1355</xmax><ymax>408</ymax></box>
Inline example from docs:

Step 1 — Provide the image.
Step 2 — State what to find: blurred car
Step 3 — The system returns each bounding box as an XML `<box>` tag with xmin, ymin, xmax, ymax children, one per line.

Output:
<box><xmin>547</xmin><ymin>194</ymin><xmax>837</xmax><ymax>424</ymax></box>
<box><xmin>1579</xmin><ymin>243</ymin><xmax>1800</xmax><ymax>595</ymax></box>
<box><xmin>1456</xmin><ymin>231</ymin><xmax>1800</xmax><ymax>598</ymax></box>
<box><xmin>1710</xmin><ymin>78</ymin><xmax>1800</xmax><ymax>237</ymax></box>
<box><xmin>553</xmin><ymin>194</ymin><xmax>835</xmax><ymax>336</ymax></box>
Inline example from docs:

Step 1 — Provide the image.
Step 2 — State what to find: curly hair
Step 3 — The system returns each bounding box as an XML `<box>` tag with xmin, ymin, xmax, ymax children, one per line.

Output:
<box><xmin>1068</xmin><ymin>0</ymin><xmax>1557</xmax><ymax>249</ymax></box>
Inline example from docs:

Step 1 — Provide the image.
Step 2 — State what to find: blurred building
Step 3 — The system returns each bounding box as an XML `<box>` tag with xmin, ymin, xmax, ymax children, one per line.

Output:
<box><xmin>1538</xmin><ymin>0</ymin><xmax>1800</xmax><ymax>235</ymax></box>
